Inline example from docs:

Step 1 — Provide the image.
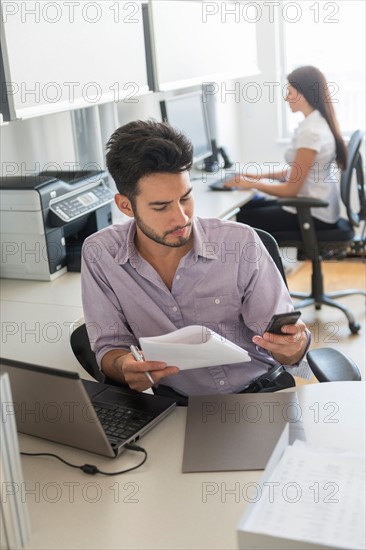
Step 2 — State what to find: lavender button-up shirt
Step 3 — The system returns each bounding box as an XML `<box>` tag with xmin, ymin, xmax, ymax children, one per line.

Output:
<box><xmin>81</xmin><ymin>217</ymin><xmax>300</xmax><ymax>396</ymax></box>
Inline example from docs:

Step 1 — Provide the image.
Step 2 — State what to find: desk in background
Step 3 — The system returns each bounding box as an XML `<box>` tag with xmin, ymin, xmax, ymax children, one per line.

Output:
<box><xmin>16</xmin><ymin>382</ymin><xmax>365</xmax><ymax>550</ymax></box>
<box><xmin>190</xmin><ymin>178</ymin><xmax>253</xmax><ymax>220</ymax></box>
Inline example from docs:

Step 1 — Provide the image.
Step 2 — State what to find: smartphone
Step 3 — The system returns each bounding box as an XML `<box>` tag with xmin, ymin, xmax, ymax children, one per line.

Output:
<box><xmin>264</xmin><ymin>311</ymin><xmax>301</xmax><ymax>335</ymax></box>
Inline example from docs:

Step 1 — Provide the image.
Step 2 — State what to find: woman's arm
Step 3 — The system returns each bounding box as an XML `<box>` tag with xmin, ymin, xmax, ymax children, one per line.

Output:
<box><xmin>242</xmin><ymin>170</ymin><xmax>285</xmax><ymax>181</ymax></box>
<box><xmin>226</xmin><ymin>148</ymin><xmax>317</xmax><ymax>196</ymax></box>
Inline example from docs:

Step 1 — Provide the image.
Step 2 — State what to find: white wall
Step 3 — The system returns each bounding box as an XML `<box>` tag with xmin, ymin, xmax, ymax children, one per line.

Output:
<box><xmin>234</xmin><ymin>12</ymin><xmax>286</xmax><ymax>166</ymax></box>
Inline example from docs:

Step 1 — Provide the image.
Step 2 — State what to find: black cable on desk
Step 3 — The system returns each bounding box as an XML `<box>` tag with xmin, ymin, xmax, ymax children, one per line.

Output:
<box><xmin>20</xmin><ymin>443</ymin><xmax>147</xmax><ymax>476</ymax></box>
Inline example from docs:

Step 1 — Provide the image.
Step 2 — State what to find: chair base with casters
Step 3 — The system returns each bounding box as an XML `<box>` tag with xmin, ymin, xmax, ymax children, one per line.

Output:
<box><xmin>286</xmin><ymin>251</ymin><xmax>365</xmax><ymax>335</ymax></box>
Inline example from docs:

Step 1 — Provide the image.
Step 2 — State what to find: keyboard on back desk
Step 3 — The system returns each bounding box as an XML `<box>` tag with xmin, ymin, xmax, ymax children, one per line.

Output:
<box><xmin>209</xmin><ymin>178</ymin><xmax>236</xmax><ymax>191</ymax></box>
<box><xmin>93</xmin><ymin>403</ymin><xmax>154</xmax><ymax>441</ymax></box>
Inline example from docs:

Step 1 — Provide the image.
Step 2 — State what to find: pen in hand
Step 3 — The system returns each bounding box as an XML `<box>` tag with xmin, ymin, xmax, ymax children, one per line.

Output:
<box><xmin>130</xmin><ymin>345</ymin><xmax>155</xmax><ymax>386</ymax></box>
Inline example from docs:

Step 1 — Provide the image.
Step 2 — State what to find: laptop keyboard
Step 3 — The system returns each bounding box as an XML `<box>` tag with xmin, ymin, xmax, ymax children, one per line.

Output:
<box><xmin>93</xmin><ymin>402</ymin><xmax>154</xmax><ymax>441</ymax></box>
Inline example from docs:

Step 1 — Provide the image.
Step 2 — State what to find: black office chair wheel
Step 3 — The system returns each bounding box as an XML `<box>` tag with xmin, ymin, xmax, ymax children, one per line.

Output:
<box><xmin>349</xmin><ymin>322</ymin><xmax>361</xmax><ymax>334</ymax></box>
<box><xmin>315</xmin><ymin>304</ymin><xmax>321</xmax><ymax>310</ymax></box>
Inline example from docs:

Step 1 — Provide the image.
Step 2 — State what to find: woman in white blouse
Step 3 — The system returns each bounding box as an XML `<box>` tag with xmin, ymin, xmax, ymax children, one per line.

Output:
<box><xmin>225</xmin><ymin>65</ymin><xmax>347</xmax><ymax>231</ymax></box>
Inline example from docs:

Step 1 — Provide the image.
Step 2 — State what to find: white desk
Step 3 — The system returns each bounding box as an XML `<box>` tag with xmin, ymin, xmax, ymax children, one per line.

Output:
<box><xmin>16</xmin><ymin>382</ymin><xmax>365</xmax><ymax>550</ymax></box>
<box><xmin>190</xmin><ymin>179</ymin><xmax>253</xmax><ymax>220</ymax></box>
<box><xmin>0</xmin><ymin>273</ymin><xmax>85</xmax><ymax>375</ymax></box>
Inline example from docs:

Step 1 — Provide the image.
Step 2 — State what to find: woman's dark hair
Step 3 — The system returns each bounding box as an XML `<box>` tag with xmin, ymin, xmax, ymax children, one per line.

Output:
<box><xmin>106</xmin><ymin>119</ymin><xmax>193</xmax><ymax>202</ymax></box>
<box><xmin>287</xmin><ymin>66</ymin><xmax>347</xmax><ymax>170</ymax></box>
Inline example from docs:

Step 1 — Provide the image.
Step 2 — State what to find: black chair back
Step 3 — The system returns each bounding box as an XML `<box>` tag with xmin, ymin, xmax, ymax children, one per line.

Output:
<box><xmin>254</xmin><ymin>228</ymin><xmax>288</xmax><ymax>287</ymax></box>
<box><xmin>70</xmin><ymin>323</ymin><xmax>104</xmax><ymax>382</ymax></box>
<box><xmin>340</xmin><ymin>129</ymin><xmax>365</xmax><ymax>227</ymax></box>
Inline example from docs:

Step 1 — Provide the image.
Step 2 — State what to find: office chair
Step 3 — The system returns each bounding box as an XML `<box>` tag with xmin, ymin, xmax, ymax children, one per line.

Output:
<box><xmin>71</xmin><ymin>323</ymin><xmax>362</xmax><ymax>388</ymax></box>
<box><xmin>70</xmin><ymin>230</ymin><xmax>362</xmax><ymax>391</ymax></box>
<box><xmin>271</xmin><ymin>129</ymin><xmax>366</xmax><ymax>335</ymax></box>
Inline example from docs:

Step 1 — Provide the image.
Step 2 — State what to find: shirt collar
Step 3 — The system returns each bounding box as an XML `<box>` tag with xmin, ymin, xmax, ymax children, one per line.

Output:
<box><xmin>191</xmin><ymin>217</ymin><xmax>219</xmax><ymax>261</ymax></box>
<box><xmin>116</xmin><ymin>220</ymin><xmax>139</xmax><ymax>266</ymax></box>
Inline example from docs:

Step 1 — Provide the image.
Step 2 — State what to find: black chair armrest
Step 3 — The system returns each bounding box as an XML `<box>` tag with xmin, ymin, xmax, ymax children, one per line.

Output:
<box><xmin>278</xmin><ymin>197</ymin><xmax>329</xmax><ymax>208</ymax></box>
<box><xmin>307</xmin><ymin>348</ymin><xmax>361</xmax><ymax>382</ymax></box>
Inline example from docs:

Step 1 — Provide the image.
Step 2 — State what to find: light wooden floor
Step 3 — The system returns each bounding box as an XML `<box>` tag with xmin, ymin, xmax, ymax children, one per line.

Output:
<box><xmin>286</xmin><ymin>260</ymin><xmax>366</xmax><ymax>383</ymax></box>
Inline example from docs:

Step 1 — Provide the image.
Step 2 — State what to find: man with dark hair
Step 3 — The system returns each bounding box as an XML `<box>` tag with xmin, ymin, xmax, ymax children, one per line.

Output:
<box><xmin>105</xmin><ymin>119</ymin><xmax>194</xmax><ymax>206</ymax></box>
<box><xmin>81</xmin><ymin>119</ymin><xmax>309</xmax><ymax>403</ymax></box>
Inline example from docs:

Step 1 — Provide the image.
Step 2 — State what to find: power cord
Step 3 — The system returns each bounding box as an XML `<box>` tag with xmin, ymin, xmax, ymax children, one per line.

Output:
<box><xmin>20</xmin><ymin>443</ymin><xmax>147</xmax><ymax>476</ymax></box>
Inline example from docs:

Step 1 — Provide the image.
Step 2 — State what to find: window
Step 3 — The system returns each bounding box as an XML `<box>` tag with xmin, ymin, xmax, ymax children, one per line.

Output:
<box><xmin>279</xmin><ymin>0</ymin><xmax>365</xmax><ymax>138</ymax></box>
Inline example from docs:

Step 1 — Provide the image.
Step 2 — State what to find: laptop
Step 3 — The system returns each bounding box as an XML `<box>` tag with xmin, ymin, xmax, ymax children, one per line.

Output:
<box><xmin>0</xmin><ymin>358</ymin><xmax>176</xmax><ymax>458</ymax></box>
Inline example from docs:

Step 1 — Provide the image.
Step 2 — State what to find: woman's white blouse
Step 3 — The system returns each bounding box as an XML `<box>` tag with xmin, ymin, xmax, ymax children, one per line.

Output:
<box><xmin>284</xmin><ymin>109</ymin><xmax>341</xmax><ymax>223</ymax></box>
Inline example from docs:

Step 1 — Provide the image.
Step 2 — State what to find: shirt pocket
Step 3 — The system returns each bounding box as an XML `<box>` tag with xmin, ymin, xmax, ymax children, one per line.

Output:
<box><xmin>194</xmin><ymin>294</ymin><xmax>239</xmax><ymax>328</ymax></box>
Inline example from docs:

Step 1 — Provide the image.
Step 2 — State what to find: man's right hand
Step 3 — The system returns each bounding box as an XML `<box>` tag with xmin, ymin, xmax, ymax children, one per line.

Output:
<box><xmin>101</xmin><ymin>349</ymin><xmax>179</xmax><ymax>391</ymax></box>
<box><xmin>119</xmin><ymin>353</ymin><xmax>180</xmax><ymax>391</ymax></box>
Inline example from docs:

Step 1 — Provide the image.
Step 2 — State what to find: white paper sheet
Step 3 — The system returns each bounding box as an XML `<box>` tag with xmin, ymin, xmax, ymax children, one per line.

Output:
<box><xmin>244</xmin><ymin>440</ymin><xmax>365</xmax><ymax>550</ymax></box>
<box><xmin>139</xmin><ymin>325</ymin><xmax>250</xmax><ymax>370</ymax></box>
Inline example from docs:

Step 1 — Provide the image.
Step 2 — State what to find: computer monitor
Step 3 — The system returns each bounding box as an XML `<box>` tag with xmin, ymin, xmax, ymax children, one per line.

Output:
<box><xmin>160</xmin><ymin>91</ymin><xmax>213</xmax><ymax>164</ymax></box>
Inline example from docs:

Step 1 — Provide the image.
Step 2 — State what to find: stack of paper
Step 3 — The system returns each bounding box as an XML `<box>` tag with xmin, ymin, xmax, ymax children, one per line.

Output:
<box><xmin>0</xmin><ymin>372</ymin><xmax>31</xmax><ymax>549</ymax></box>
<box><xmin>238</xmin><ymin>440</ymin><xmax>365</xmax><ymax>549</ymax></box>
<box><xmin>139</xmin><ymin>325</ymin><xmax>250</xmax><ymax>370</ymax></box>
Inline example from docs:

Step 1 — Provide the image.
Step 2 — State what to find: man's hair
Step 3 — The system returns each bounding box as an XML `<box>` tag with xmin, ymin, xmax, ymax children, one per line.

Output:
<box><xmin>106</xmin><ymin>119</ymin><xmax>193</xmax><ymax>202</ymax></box>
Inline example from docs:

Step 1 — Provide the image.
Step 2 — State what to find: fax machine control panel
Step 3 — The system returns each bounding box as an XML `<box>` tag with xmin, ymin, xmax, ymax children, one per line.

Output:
<box><xmin>49</xmin><ymin>179</ymin><xmax>114</xmax><ymax>223</ymax></box>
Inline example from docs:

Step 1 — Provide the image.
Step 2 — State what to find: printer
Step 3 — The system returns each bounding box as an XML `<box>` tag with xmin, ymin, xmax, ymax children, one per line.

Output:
<box><xmin>0</xmin><ymin>171</ymin><xmax>114</xmax><ymax>281</ymax></box>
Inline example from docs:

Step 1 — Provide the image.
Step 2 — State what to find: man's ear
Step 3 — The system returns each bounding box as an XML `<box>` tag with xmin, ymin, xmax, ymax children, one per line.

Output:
<box><xmin>114</xmin><ymin>194</ymin><xmax>134</xmax><ymax>217</ymax></box>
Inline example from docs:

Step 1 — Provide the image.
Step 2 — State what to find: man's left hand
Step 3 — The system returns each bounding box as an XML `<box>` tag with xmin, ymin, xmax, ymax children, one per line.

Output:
<box><xmin>252</xmin><ymin>320</ymin><xmax>309</xmax><ymax>365</ymax></box>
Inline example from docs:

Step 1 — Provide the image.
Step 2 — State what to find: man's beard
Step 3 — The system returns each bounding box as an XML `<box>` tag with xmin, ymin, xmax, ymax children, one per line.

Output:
<box><xmin>134</xmin><ymin>212</ymin><xmax>192</xmax><ymax>248</ymax></box>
